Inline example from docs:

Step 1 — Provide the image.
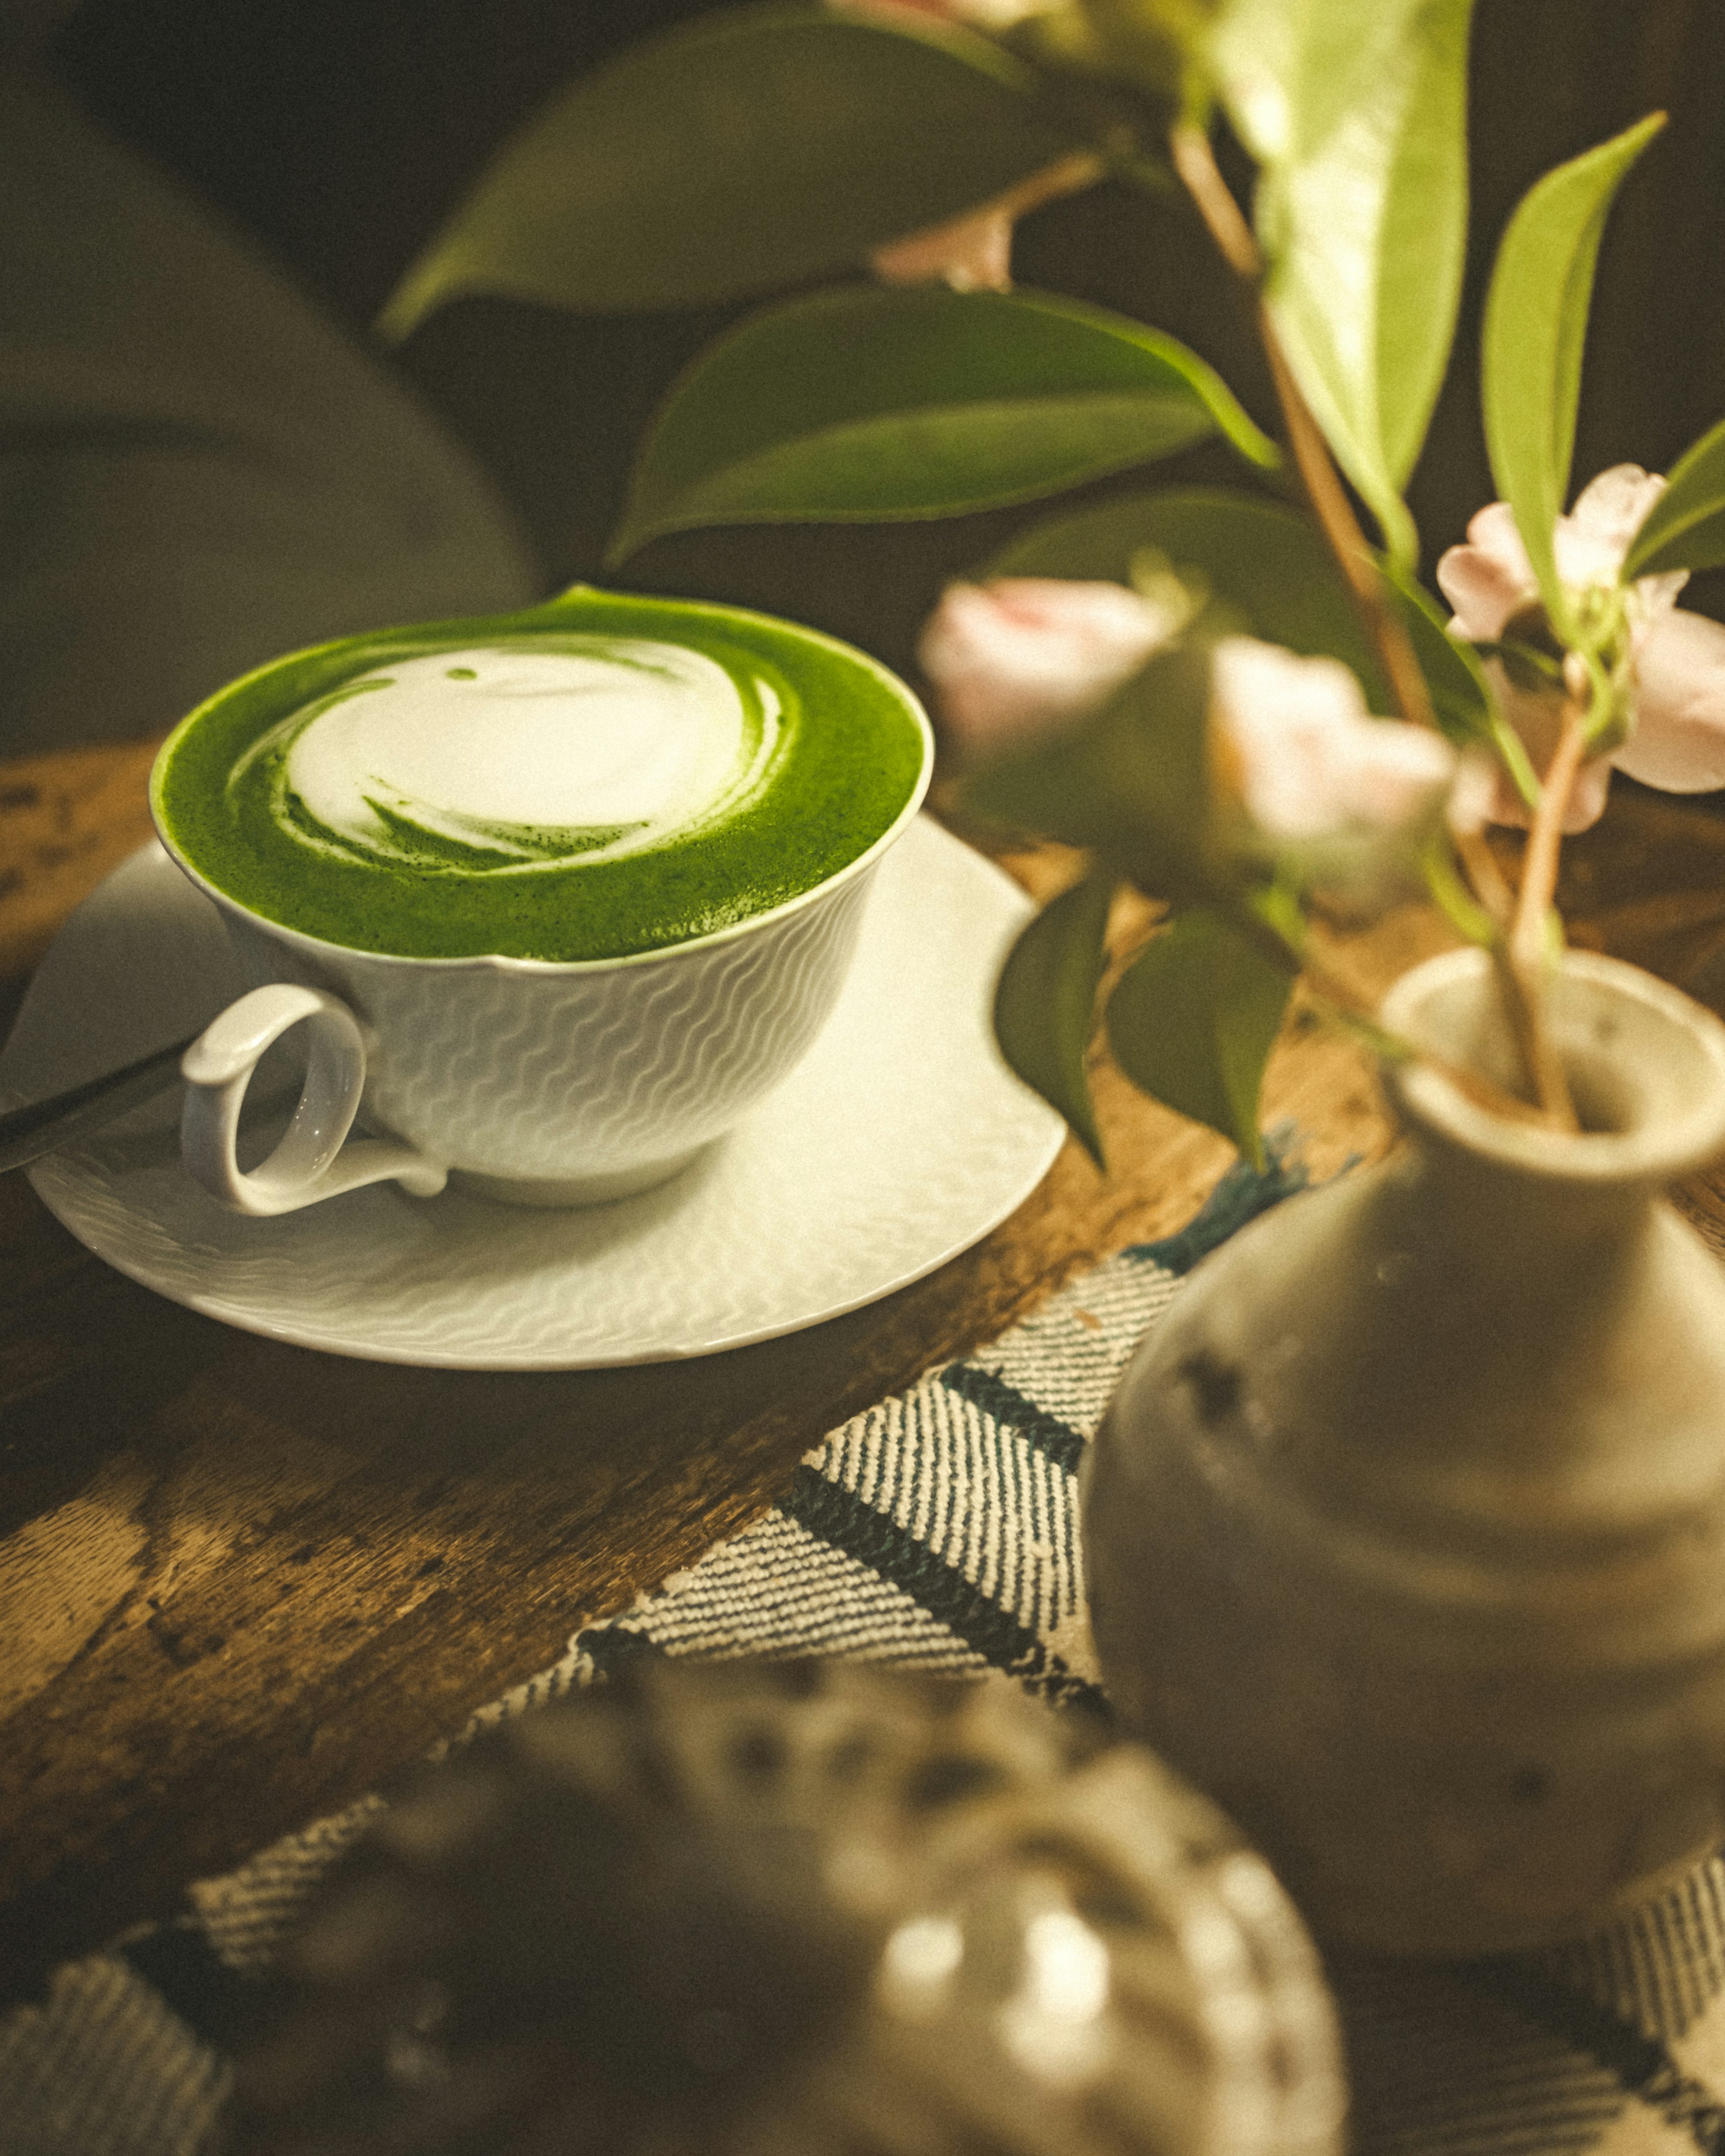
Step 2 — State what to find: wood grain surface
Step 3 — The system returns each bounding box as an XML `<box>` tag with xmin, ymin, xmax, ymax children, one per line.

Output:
<box><xmin>2</xmin><ymin>745</ymin><xmax>1722</xmax><ymax>2006</ymax></box>
<box><xmin>0</xmin><ymin>736</ymin><xmax>161</xmax><ymax>998</ymax></box>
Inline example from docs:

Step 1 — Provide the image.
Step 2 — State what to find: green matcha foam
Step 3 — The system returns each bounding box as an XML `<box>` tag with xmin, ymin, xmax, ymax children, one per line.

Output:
<box><xmin>152</xmin><ymin>589</ymin><xmax>930</xmax><ymax>963</ymax></box>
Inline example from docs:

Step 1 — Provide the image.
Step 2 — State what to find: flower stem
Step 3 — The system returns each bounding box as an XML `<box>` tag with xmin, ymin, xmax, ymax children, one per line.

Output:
<box><xmin>1510</xmin><ymin>707</ymin><xmax>1585</xmax><ymax>976</ymax></box>
<box><xmin>1169</xmin><ymin>115</ymin><xmax>1572</xmax><ymax>1125</ymax></box>
<box><xmin>1168</xmin><ymin>124</ymin><xmax>1434</xmax><ymax>738</ymax></box>
<box><xmin>1309</xmin><ymin>996</ymin><xmax>1562</xmax><ymax>1127</ymax></box>
<box><xmin>1225</xmin><ymin>902</ymin><xmax>1556</xmax><ymax>1127</ymax></box>
<box><xmin>1167</xmin><ymin>119</ymin><xmax>1259</xmax><ymax>278</ymax></box>
<box><xmin>1499</xmin><ymin>701</ymin><xmax>1587</xmax><ymax>1128</ymax></box>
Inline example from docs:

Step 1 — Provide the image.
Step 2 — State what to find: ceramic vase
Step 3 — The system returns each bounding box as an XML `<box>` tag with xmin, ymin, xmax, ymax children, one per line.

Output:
<box><xmin>1084</xmin><ymin>948</ymin><xmax>1725</xmax><ymax>1953</ymax></box>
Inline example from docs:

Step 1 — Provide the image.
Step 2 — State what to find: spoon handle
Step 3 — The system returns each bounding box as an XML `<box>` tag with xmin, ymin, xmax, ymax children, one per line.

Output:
<box><xmin>0</xmin><ymin>1035</ymin><xmax>196</xmax><ymax>1175</ymax></box>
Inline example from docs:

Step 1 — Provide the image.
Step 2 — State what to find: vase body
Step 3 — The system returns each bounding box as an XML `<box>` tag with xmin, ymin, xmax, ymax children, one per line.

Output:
<box><xmin>1084</xmin><ymin>949</ymin><xmax>1725</xmax><ymax>1953</ymax></box>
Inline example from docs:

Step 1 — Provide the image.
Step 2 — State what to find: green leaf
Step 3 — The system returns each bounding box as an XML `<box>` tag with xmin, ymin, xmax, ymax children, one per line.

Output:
<box><xmin>1106</xmin><ymin>907</ymin><xmax>1295</xmax><ymax>1166</ymax></box>
<box><xmin>608</xmin><ymin>286</ymin><xmax>1277</xmax><ymax>561</ymax></box>
<box><xmin>378</xmin><ymin>4</ymin><xmax>1078</xmax><ymax>336</ymax></box>
<box><xmin>1207</xmin><ymin>0</ymin><xmax>1476</xmax><ymax>570</ymax></box>
<box><xmin>960</xmin><ymin>640</ymin><xmax>1218</xmax><ymax>898</ymax></box>
<box><xmin>992</xmin><ymin>873</ymin><xmax>1114</xmax><ymax>1166</ymax></box>
<box><xmin>1624</xmin><ymin>414</ymin><xmax>1725</xmax><ymax>577</ymax></box>
<box><xmin>1379</xmin><ymin>557</ymin><xmax>1493</xmax><ymax>744</ymax></box>
<box><xmin>984</xmin><ymin>486</ymin><xmax>1389</xmax><ymax>705</ymax></box>
<box><xmin>1481</xmin><ymin>112</ymin><xmax>1665</xmax><ymax>633</ymax></box>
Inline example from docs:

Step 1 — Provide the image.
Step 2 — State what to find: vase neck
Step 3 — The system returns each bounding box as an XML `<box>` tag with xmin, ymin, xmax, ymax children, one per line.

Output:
<box><xmin>1380</xmin><ymin>950</ymin><xmax>1725</xmax><ymax>1217</ymax></box>
<box><xmin>1384</xmin><ymin>1129</ymin><xmax>1652</xmax><ymax>1303</ymax></box>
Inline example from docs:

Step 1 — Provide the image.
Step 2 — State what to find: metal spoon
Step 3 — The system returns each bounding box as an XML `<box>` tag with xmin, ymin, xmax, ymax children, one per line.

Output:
<box><xmin>0</xmin><ymin>1034</ymin><xmax>196</xmax><ymax>1174</ymax></box>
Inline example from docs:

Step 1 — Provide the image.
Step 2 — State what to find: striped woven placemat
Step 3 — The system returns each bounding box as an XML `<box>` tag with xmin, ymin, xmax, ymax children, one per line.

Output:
<box><xmin>5</xmin><ymin>1149</ymin><xmax>1724</xmax><ymax>2156</ymax></box>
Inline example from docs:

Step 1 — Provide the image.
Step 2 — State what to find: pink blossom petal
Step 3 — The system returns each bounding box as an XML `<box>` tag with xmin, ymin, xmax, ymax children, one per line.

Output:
<box><xmin>1634</xmin><ymin>567</ymin><xmax>1692</xmax><ymax>627</ymax></box>
<box><xmin>917</xmin><ymin>577</ymin><xmax>1174</xmax><ymax>755</ymax></box>
<box><xmin>1447</xmin><ymin>745</ymin><xmax>1611</xmax><ymax>835</ymax></box>
<box><xmin>1438</xmin><ymin>471</ymin><xmax>1678</xmax><ymax>645</ymax></box>
<box><xmin>1435</xmin><ymin>503</ymin><xmax>1538</xmax><ymax>641</ymax></box>
<box><xmin>1557</xmin><ymin>464</ymin><xmax>1667</xmax><ymax>588</ymax></box>
<box><xmin>1613</xmin><ymin>609</ymin><xmax>1725</xmax><ymax>793</ymax></box>
<box><xmin>1465</xmin><ymin>501</ymin><xmax>1536</xmax><ymax>586</ymax></box>
<box><xmin>1470</xmin><ymin>662</ymin><xmax>1613</xmax><ymax>833</ymax></box>
<box><xmin>1466</xmin><ymin>499</ymin><xmax>1533</xmax><ymax>569</ymax></box>
<box><xmin>1435</xmin><ymin>539</ymin><xmax>1528</xmax><ymax>642</ymax></box>
<box><xmin>870</xmin><ymin>206</ymin><xmax>1014</xmax><ymax>292</ymax></box>
<box><xmin>1437</xmin><ymin>470</ymin><xmax>1700</xmax><ymax>829</ymax></box>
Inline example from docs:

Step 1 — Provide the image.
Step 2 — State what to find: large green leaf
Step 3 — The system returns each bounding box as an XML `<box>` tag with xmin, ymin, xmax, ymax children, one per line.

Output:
<box><xmin>378</xmin><ymin>4</ymin><xmax>1078</xmax><ymax>336</ymax></box>
<box><xmin>983</xmin><ymin>486</ymin><xmax>1390</xmax><ymax>706</ymax></box>
<box><xmin>1207</xmin><ymin>0</ymin><xmax>1475</xmax><ymax>571</ymax></box>
<box><xmin>1624</xmin><ymin>414</ymin><xmax>1725</xmax><ymax>578</ymax></box>
<box><xmin>960</xmin><ymin>640</ymin><xmax>1218</xmax><ymax>899</ymax></box>
<box><xmin>992</xmin><ymin>873</ymin><xmax>1114</xmax><ymax>1166</ymax></box>
<box><xmin>608</xmin><ymin>287</ymin><xmax>1277</xmax><ymax>561</ymax></box>
<box><xmin>1106</xmin><ymin>907</ymin><xmax>1295</xmax><ymax>1166</ymax></box>
<box><xmin>1480</xmin><ymin>113</ymin><xmax>1665</xmax><ymax>634</ymax></box>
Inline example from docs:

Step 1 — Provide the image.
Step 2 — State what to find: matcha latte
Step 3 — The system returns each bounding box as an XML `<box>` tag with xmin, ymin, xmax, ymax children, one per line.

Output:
<box><xmin>152</xmin><ymin>589</ymin><xmax>930</xmax><ymax>963</ymax></box>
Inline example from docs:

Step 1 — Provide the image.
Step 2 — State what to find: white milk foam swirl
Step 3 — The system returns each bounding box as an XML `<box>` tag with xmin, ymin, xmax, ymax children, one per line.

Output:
<box><xmin>239</xmin><ymin>641</ymin><xmax>784</xmax><ymax>873</ymax></box>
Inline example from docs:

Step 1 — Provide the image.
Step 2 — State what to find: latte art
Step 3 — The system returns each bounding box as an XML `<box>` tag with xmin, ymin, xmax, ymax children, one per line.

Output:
<box><xmin>249</xmin><ymin>643</ymin><xmax>785</xmax><ymax>875</ymax></box>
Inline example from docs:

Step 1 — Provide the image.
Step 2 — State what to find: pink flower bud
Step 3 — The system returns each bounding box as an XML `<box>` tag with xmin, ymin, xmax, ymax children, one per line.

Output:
<box><xmin>836</xmin><ymin>0</ymin><xmax>1099</xmax><ymax>289</ymax></box>
<box><xmin>870</xmin><ymin>206</ymin><xmax>1016</xmax><ymax>293</ymax></box>
<box><xmin>867</xmin><ymin>151</ymin><xmax>1101</xmax><ymax>293</ymax></box>
<box><xmin>1210</xmin><ymin>638</ymin><xmax>1456</xmax><ymax>845</ymax></box>
<box><xmin>917</xmin><ymin>577</ymin><xmax>1177</xmax><ymax>755</ymax></box>
<box><xmin>832</xmin><ymin>0</ymin><xmax>1056</xmax><ymax>26</ymax></box>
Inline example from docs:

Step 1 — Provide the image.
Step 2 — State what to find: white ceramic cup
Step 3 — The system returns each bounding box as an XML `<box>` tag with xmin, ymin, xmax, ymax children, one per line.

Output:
<box><xmin>157</xmin><ymin>704</ymin><xmax>932</xmax><ymax>1219</ymax></box>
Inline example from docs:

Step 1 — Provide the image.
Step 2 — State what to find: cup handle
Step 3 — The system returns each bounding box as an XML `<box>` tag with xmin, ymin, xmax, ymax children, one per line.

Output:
<box><xmin>180</xmin><ymin>984</ymin><xmax>448</xmax><ymax>1215</ymax></box>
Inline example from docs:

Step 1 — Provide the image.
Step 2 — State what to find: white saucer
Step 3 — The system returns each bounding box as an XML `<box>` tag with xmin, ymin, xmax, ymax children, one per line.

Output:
<box><xmin>0</xmin><ymin>819</ymin><xmax>1064</xmax><ymax>1368</ymax></box>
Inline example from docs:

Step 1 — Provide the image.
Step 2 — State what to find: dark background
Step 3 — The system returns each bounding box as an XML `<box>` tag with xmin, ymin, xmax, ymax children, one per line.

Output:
<box><xmin>44</xmin><ymin>0</ymin><xmax>1725</xmax><ymax>677</ymax></box>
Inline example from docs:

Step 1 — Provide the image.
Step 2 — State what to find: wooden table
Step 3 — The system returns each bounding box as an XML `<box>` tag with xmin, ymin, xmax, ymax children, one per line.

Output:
<box><xmin>4</xmin><ymin>738</ymin><xmax>1725</xmax><ymax>2010</ymax></box>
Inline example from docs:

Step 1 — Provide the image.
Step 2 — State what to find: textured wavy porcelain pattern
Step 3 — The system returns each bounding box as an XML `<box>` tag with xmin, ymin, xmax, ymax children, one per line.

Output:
<box><xmin>1</xmin><ymin>821</ymin><xmax>1065</xmax><ymax>1368</ymax></box>
<box><xmin>221</xmin><ymin>870</ymin><xmax>871</xmax><ymax>1195</ymax></box>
